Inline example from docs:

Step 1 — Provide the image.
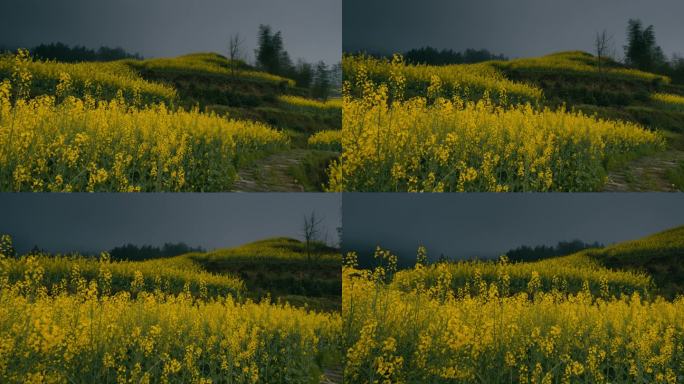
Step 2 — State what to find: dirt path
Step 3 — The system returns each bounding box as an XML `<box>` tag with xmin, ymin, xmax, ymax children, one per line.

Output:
<box><xmin>231</xmin><ymin>149</ymin><xmax>311</xmax><ymax>192</ymax></box>
<box><xmin>603</xmin><ymin>149</ymin><xmax>684</xmax><ymax>191</ymax></box>
<box><xmin>321</xmin><ymin>368</ymin><xmax>343</xmax><ymax>384</ymax></box>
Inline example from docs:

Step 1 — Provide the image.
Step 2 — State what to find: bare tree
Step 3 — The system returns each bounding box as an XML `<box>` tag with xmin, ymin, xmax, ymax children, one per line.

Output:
<box><xmin>595</xmin><ymin>30</ymin><xmax>614</xmax><ymax>76</ymax></box>
<box><xmin>302</xmin><ymin>211</ymin><xmax>325</xmax><ymax>262</ymax></box>
<box><xmin>228</xmin><ymin>33</ymin><xmax>245</xmax><ymax>76</ymax></box>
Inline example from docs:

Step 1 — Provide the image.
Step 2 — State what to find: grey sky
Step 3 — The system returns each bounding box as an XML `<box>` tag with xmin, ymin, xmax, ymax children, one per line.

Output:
<box><xmin>343</xmin><ymin>193</ymin><xmax>684</xmax><ymax>266</ymax></box>
<box><xmin>343</xmin><ymin>0</ymin><xmax>684</xmax><ymax>59</ymax></box>
<box><xmin>0</xmin><ymin>0</ymin><xmax>341</xmax><ymax>65</ymax></box>
<box><xmin>0</xmin><ymin>193</ymin><xmax>341</xmax><ymax>254</ymax></box>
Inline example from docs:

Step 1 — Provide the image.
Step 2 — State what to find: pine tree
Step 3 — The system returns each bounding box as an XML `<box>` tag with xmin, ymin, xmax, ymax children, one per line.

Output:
<box><xmin>624</xmin><ymin>19</ymin><xmax>666</xmax><ymax>72</ymax></box>
<box><xmin>294</xmin><ymin>59</ymin><xmax>314</xmax><ymax>88</ymax></box>
<box><xmin>312</xmin><ymin>61</ymin><xmax>331</xmax><ymax>101</ymax></box>
<box><xmin>625</xmin><ymin>19</ymin><xmax>645</xmax><ymax>69</ymax></box>
<box><xmin>255</xmin><ymin>25</ymin><xmax>294</xmax><ymax>77</ymax></box>
<box><xmin>255</xmin><ymin>25</ymin><xmax>277</xmax><ymax>73</ymax></box>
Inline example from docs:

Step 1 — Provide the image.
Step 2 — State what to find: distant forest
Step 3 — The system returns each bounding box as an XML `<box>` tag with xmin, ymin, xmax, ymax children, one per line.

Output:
<box><xmin>109</xmin><ymin>242</ymin><xmax>205</xmax><ymax>261</ymax></box>
<box><xmin>505</xmin><ymin>240</ymin><xmax>603</xmax><ymax>262</ymax></box>
<box><xmin>404</xmin><ymin>47</ymin><xmax>507</xmax><ymax>65</ymax></box>
<box><xmin>350</xmin><ymin>47</ymin><xmax>507</xmax><ymax>65</ymax></box>
<box><xmin>29</xmin><ymin>42</ymin><xmax>142</xmax><ymax>62</ymax></box>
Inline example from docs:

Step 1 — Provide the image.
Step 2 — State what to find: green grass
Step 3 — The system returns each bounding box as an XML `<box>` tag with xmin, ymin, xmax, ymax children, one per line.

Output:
<box><xmin>278</xmin><ymin>95</ymin><xmax>342</xmax><ymax>111</ymax></box>
<box><xmin>188</xmin><ymin>238</ymin><xmax>341</xmax><ymax>309</ymax></box>
<box><xmin>124</xmin><ymin>53</ymin><xmax>299</xmax><ymax>112</ymax></box>
<box><xmin>586</xmin><ymin>225</ymin><xmax>684</xmax><ymax>298</ymax></box>
<box><xmin>574</xmin><ymin>104</ymin><xmax>684</xmax><ymax>133</ymax></box>
<box><xmin>652</xmin><ymin>92</ymin><xmax>684</xmax><ymax>112</ymax></box>
<box><xmin>207</xmin><ymin>104</ymin><xmax>340</xmax><ymax>134</ymax></box>
<box><xmin>287</xmin><ymin>150</ymin><xmax>340</xmax><ymax>191</ymax></box>
<box><xmin>492</xmin><ymin>51</ymin><xmax>670</xmax><ymax>84</ymax></box>
<box><xmin>489</xmin><ymin>51</ymin><xmax>684</xmax><ymax>136</ymax></box>
<box><xmin>308</xmin><ymin>130</ymin><xmax>342</xmax><ymax>151</ymax></box>
<box><xmin>666</xmin><ymin>161</ymin><xmax>684</xmax><ymax>191</ymax></box>
<box><xmin>125</xmin><ymin>53</ymin><xmax>296</xmax><ymax>87</ymax></box>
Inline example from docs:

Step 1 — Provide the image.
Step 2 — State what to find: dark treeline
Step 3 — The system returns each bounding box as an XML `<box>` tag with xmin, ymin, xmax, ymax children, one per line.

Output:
<box><xmin>346</xmin><ymin>47</ymin><xmax>507</xmax><ymax>66</ymax></box>
<box><xmin>30</xmin><ymin>42</ymin><xmax>142</xmax><ymax>62</ymax></box>
<box><xmin>0</xmin><ymin>45</ymin><xmax>18</xmax><ymax>54</ymax></box>
<box><xmin>506</xmin><ymin>240</ymin><xmax>603</xmax><ymax>263</ymax></box>
<box><xmin>2</xmin><ymin>235</ymin><xmax>204</xmax><ymax>260</ymax></box>
<box><xmin>253</xmin><ymin>24</ymin><xmax>340</xmax><ymax>99</ymax></box>
<box><xmin>404</xmin><ymin>47</ymin><xmax>507</xmax><ymax>65</ymax></box>
<box><xmin>109</xmin><ymin>242</ymin><xmax>205</xmax><ymax>261</ymax></box>
<box><xmin>622</xmin><ymin>19</ymin><xmax>684</xmax><ymax>84</ymax></box>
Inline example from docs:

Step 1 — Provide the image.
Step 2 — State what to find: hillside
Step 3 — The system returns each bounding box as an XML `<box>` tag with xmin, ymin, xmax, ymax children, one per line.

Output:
<box><xmin>492</xmin><ymin>51</ymin><xmax>684</xmax><ymax>140</ymax></box>
<box><xmin>340</xmin><ymin>51</ymin><xmax>684</xmax><ymax>191</ymax></box>
<box><xmin>342</xmin><ymin>54</ymin><xmax>542</xmax><ymax>105</ymax></box>
<box><xmin>1</xmin><ymin>237</ymin><xmax>341</xmax><ymax>311</ymax></box>
<box><xmin>586</xmin><ymin>225</ymin><xmax>684</xmax><ymax>298</ymax></box>
<box><xmin>491</xmin><ymin>51</ymin><xmax>684</xmax><ymax>190</ymax></box>
<box><xmin>0</xmin><ymin>235</ymin><xmax>342</xmax><ymax>383</ymax></box>
<box><xmin>186</xmin><ymin>237</ymin><xmax>342</xmax><ymax>310</ymax></box>
<box><xmin>390</xmin><ymin>250</ymin><xmax>653</xmax><ymax>299</ymax></box>
<box><xmin>343</xmin><ymin>260</ymin><xmax>684</xmax><ymax>384</ymax></box>
<box><xmin>0</xmin><ymin>51</ymin><xmax>340</xmax><ymax>191</ymax></box>
<box><xmin>342</xmin><ymin>227</ymin><xmax>684</xmax><ymax>383</ymax></box>
<box><xmin>125</xmin><ymin>53</ymin><xmax>341</xmax><ymax>191</ymax></box>
<box><xmin>0</xmin><ymin>52</ymin><xmax>177</xmax><ymax>104</ymax></box>
<box><xmin>387</xmin><ymin>225</ymin><xmax>683</xmax><ymax>299</ymax></box>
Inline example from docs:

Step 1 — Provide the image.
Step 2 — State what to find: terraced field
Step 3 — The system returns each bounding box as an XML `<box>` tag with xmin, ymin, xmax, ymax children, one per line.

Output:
<box><xmin>0</xmin><ymin>50</ymin><xmax>340</xmax><ymax>191</ymax></box>
<box><xmin>338</xmin><ymin>51</ymin><xmax>684</xmax><ymax>191</ymax></box>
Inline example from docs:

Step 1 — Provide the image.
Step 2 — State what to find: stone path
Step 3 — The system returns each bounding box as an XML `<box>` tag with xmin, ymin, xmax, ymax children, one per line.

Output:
<box><xmin>231</xmin><ymin>149</ymin><xmax>312</xmax><ymax>192</ymax></box>
<box><xmin>604</xmin><ymin>149</ymin><xmax>684</xmax><ymax>191</ymax></box>
<box><xmin>321</xmin><ymin>368</ymin><xmax>343</xmax><ymax>384</ymax></box>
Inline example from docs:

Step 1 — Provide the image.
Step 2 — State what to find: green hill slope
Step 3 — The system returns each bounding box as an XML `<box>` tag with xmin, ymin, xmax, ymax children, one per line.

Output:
<box><xmin>1</xmin><ymin>237</ymin><xmax>341</xmax><ymax>311</ymax></box>
<box><xmin>0</xmin><ymin>51</ymin><xmax>341</xmax><ymax>134</ymax></box>
<box><xmin>2</xmin><ymin>251</ymin><xmax>245</xmax><ymax>299</ymax></box>
<box><xmin>587</xmin><ymin>225</ymin><xmax>684</xmax><ymax>297</ymax></box>
<box><xmin>492</xmin><ymin>51</ymin><xmax>669</xmax><ymax>85</ymax></box>
<box><xmin>1</xmin><ymin>50</ymin><xmax>341</xmax><ymax>191</ymax></box>
<box><xmin>383</xmin><ymin>225</ymin><xmax>684</xmax><ymax>300</ymax></box>
<box><xmin>457</xmin><ymin>50</ymin><xmax>684</xmax><ymax>190</ymax></box>
<box><xmin>124</xmin><ymin>53</ymin><xmax>341</xmax><ymax>134</ymax></box>
<box><xmin>127</xmin><ymin>53</ymin><xmax>341</xmax><ymax>190</ymax></box>
<box><xmin>342</xmin><ymin>54</ymin><xmax>543</xmax><ymax>104</ymax></box>
<box><xmin>187</xmin><ymin>237</ymin><xmax>341</xmax><ymax>310</ymax></box>
<box><xmin>490</xmin><ymin>51</ymin><xmax>684</xmax><ymax>135</ymax></box>
<box><xmin>390</xmin><ymin>251</ymin><xmax>652</xmax><ymax>299</ymax></box>
<box><xmin>0</xmin><ymin>52</ymin><xmax>177</xmax><ymax>104</ymax></box>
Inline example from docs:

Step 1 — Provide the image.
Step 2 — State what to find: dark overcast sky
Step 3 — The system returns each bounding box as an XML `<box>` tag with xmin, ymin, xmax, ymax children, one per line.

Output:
<box><xmin>0</xmin><ymin>193</ymin><xmax>340</xmax><ymax>254</ymax></box>
<box><xmin>343</xmin><ymin>0</ymin><xmax>684</xmax><ymax>59</ymax></box>
<box><xmin>343</xmin><ymin>193</ymin><xmax>684</xmax><ymax>266</ymax></box>
<box><xmin>0</xmin><ymin>0</ymin><xmax>341</xmax><ymax>65</ymax></box>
